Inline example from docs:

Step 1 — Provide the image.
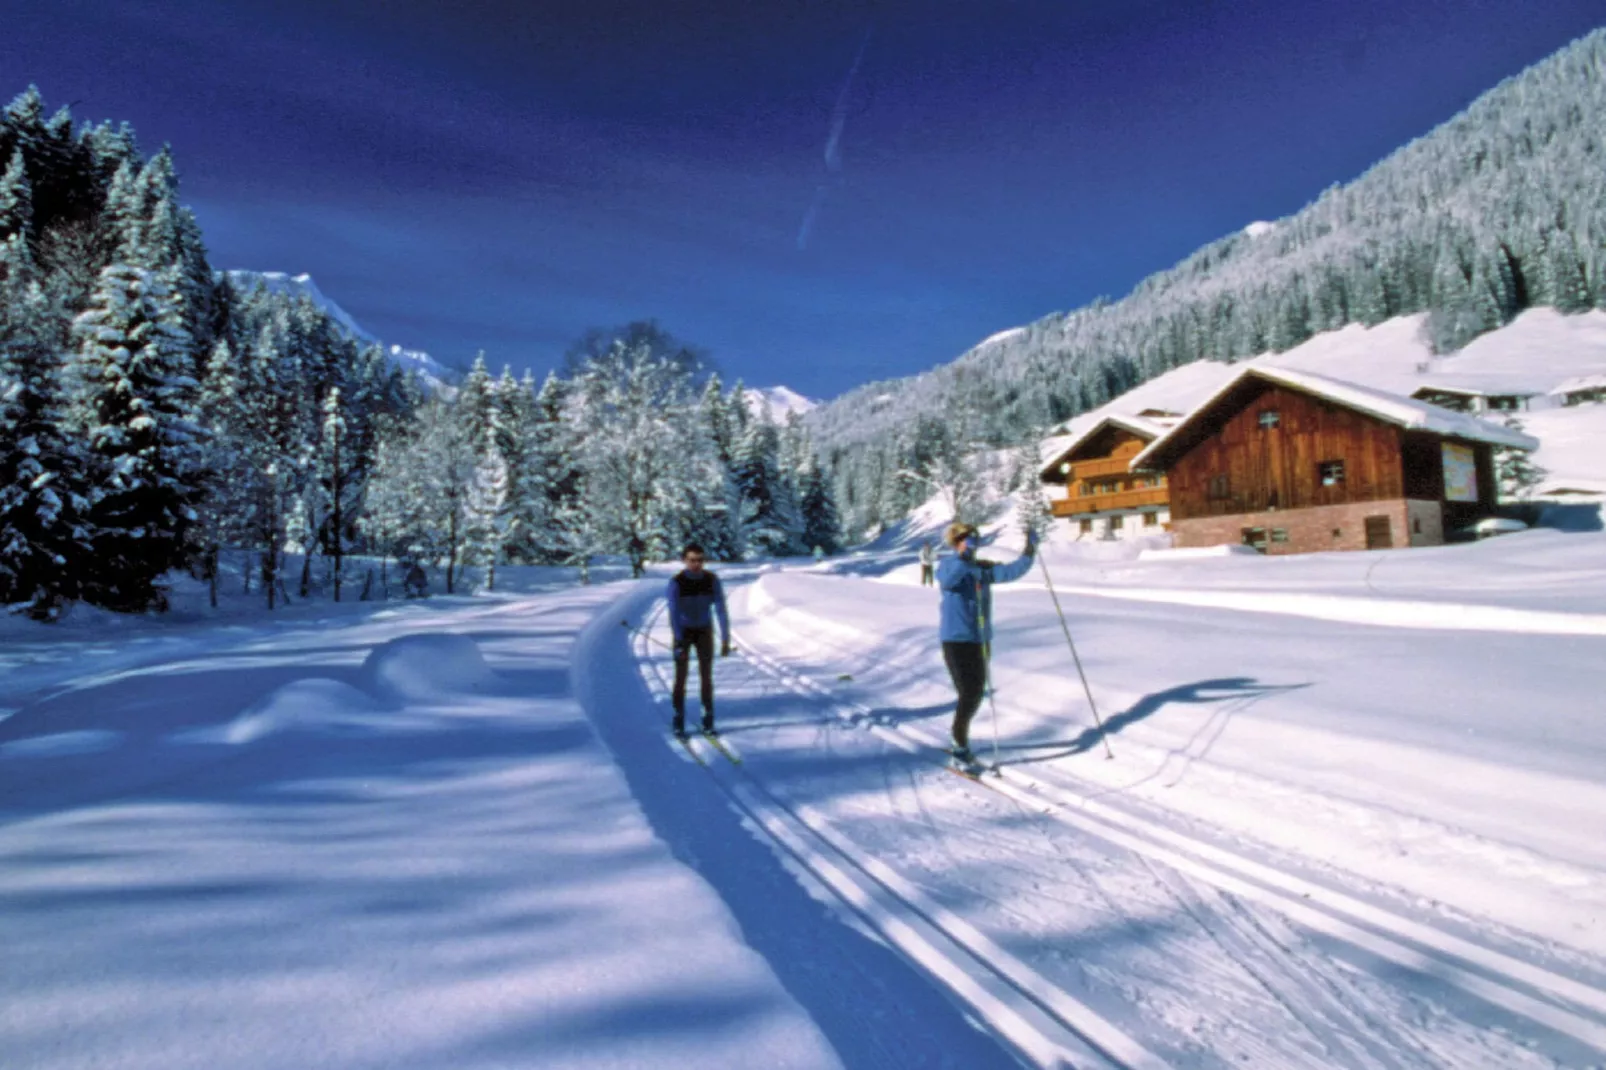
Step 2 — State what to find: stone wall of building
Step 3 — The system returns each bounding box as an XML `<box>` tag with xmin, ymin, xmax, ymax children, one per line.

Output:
<box><xmin>1169</xmin><ymin>499</ymin><xmax>1444</xmax><ymax>554</ymax></box>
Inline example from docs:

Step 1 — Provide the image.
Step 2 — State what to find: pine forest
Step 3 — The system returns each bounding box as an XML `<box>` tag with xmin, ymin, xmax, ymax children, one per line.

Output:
<box><xmin>0</xmin><ymin>87</ymin><xmax>841</xmax><ymax>620</ymax></box>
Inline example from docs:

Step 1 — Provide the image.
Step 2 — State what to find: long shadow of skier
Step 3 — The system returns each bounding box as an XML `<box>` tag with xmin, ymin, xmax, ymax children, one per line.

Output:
<box><xmin>1001</xmin><ymin>677</ymin><xmax>1309</xmax><ymax>765</ymax></box>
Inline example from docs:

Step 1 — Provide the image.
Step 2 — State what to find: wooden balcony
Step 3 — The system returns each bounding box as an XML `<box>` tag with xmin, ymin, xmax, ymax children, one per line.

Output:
<box><xmin>1060</xmin><ymin>456</ymin><xmax>1141</xmax><ymax>480</ymax></box>
<box><xmin>1051</xmin><ymin>485</ymin><xmax>1172</xmax><ymax>518</ymax></box>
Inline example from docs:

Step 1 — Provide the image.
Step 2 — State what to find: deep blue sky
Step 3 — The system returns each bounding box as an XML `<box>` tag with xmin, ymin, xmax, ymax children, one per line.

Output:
<box><xmin>5</xmin><ymin>1</ymin><xmax>1603</xmax><ymax>397</ymax></box>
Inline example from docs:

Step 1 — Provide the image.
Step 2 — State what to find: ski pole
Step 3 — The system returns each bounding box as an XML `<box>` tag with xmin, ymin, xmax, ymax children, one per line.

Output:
<box><xmin>621</xmin><ymin>617</ymin><xmax>675</xmax><ymax>653</ymax></box>
<box><xmin>1036</xmin><ymin>554</ymin><xmax>1113</xmax><ymax>759</ymax></box>
<box><xmin>977</xmin><ymin>576</ymin><xmax>1003</xmax><ymax>775</ymax></box>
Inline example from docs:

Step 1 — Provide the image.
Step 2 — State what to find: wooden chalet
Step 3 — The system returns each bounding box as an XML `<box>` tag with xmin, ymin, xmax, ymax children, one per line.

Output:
<box><xmin>1039</xmin><ymin>414</ymin><xmax>1175</xmax><ymax>539</ymax></box>
<box><xmin>1553</xmin><ymin>374</ymin><xmax>1606</xmax><ymax>407</ymax></box>
<box><xmin>1410</xmin><ymin>379</ymin><xmax>1544</xmax><ymax>415</ymax></box>
<box><xmin>1130</xmin><ymin>366</ymin><xmax>1539</xmax><ymax>554</ymax></box>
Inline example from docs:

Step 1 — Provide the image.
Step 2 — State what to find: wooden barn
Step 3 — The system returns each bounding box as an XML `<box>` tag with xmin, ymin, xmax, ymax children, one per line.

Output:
<box><xmin>1130</xmin><ymin>366</ymin><xmax>1539</xmax><ymax>553</ymax></box>
<box><xmin>1038</xmin><ymin>414</ymin><xmax>1175</xmax><ymax>540</ymax></box>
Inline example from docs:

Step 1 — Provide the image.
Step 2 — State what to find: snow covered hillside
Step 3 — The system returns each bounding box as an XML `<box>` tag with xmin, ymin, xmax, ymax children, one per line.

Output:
<box><xmin>225</xmin><ymin>269</ymin><xmax>453</xmax><ymax>391</ymax></box>
<box><xmin>1030</xmin><ymin>308</ymin><xmax>1606</xmax><ymax>513</ymax></box>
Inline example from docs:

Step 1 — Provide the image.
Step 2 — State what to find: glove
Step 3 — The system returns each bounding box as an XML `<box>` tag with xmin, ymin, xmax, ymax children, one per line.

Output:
<box><xmin>720</xmin><ymin>639</ymin><xmax>732</xmax><ymax>658</ymax></box>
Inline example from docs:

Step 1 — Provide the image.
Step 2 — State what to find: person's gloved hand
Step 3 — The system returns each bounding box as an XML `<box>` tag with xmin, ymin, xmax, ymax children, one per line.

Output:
<box><xmin>720</xmin><ymin>639</ymin><xmax>732</xmax><ymax>658</ymax></box>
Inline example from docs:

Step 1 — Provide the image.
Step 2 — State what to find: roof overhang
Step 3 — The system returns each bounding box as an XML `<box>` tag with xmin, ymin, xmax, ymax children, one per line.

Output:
<box><xmin>1131</xmin><ymin>365</ymin><xmax>1539</xmax><ymax>472</ymax></box>
<box><xmin>1039</xmin><ymin>413</ymin><xmax>1165</xmax><ymax>482</ymax></box>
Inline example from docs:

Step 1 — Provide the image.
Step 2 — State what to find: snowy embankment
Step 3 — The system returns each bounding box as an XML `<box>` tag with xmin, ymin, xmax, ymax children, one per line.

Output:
<box><xmin>761</xmin><ymin>532</ymin><xmax>1606</xmax><ymax>967</ymax></box>
<box><xmin>0</xmin><ymin>585</ymin><xmax>837</xmax><ymax>1070</ymax></box>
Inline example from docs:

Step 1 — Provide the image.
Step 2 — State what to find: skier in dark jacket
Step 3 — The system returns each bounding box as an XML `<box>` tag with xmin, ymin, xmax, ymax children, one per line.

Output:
<box><xmin>666</xmin><ymin>543</ymin><xmax>731</xmax><ymax>735</ymax></box>
<box><xmin>937</xmin><ymin>521</ymin><xmax>1036</xmax><ymax>768</ymax></box>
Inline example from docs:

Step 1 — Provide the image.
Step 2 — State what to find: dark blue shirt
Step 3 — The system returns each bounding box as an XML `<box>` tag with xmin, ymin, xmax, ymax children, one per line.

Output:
<box><xmin>667</xmin><ymin>569</ymin><xmax>730</xmax><ymax>643</ymax></box>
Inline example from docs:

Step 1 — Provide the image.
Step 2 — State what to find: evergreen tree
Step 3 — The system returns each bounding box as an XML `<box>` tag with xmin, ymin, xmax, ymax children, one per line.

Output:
<box><xmin>0</xmin><ymin>148</ymin><xmax>33</xmax><ymax>284</ymax></box>
<box><xmin>733</xmin><ymin>408</ymin><xmax>803</xmax><ymax>557</ymax></box>
<box><xmin>1496</xmin><ymin>417</ymin><xmax>1548</xmax><ymax>502</ymax></box>
<box><xmin>530</xmin><ymin>371</ymin><xmax>581</xmax><ymax>564</ymax></box>
<box><xmin>1011</xmin><ymin>441</ymin><xmax>1053</xmax><ymax>542</ymax></box>
<box><xmin>463</xmin><ymin>447</ymin><xmax>510</xmax><ymax>590</ymax></box>
<box><xmin>0</xmin><ymin>283</ymin><xmax>89</xmax><ymax>618</ymax></box>
<box><xmin>796</xmin><ymin>450</ymin><xmax>842</xmax><ymax>556</ymax></box>
<box><xmin>71</xmin><ymin>263</ymin><xmax>202</xmax><ymax>610</ymax></box>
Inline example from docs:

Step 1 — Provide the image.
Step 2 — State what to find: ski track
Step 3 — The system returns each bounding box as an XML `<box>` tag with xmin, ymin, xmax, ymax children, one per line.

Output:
<box><xmin>626</xmin><ymin>605</ymin><xmax>1157</xmax><ymax>1069</ymax></box>
<box><xmin>627</xmin><ymin>577</ymin><xmax>1606</xmax><ymax>1069</ymax></box>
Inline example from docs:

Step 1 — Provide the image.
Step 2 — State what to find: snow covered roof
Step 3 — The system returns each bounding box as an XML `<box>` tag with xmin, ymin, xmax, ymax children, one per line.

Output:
<box><xmin>1553</xmin><ymin>373</ymin><xmax>1606</xmax><ymax>395</ymax></box>
<box><xmin>1039</xmin><ymin>413</ymin><xmax>1171</xmax><ymax>481</ymax></box>
<box><xmin>1410</xmin><ymin>377</ymin><xmax>1546</xmax><ymax>399</ymax></box>
<box><xmin>1132</xmin><ymin>365</ymin><xmax>1539</xmax><ymax>470</ymax></box>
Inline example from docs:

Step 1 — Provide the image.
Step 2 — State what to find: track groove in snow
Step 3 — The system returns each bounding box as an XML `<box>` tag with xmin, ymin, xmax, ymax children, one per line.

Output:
<box><xmin>730</xmin><ymin>611</ymin><xmax>1606</xmax><ymax>1060</ymax></box>
<box><xmin>630</xmin><ymin>605</ymin><xmax>1163</xmax><ymax>1070</ymax></box>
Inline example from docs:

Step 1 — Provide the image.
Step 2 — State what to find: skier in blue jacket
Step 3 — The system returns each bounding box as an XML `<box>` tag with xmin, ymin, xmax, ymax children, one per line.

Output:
<box><xmin>666</xmin><ymin>543</ymin><xmax>730</xmax><ymax>736</ymax></box>
<box><xmin>936</xmin><ymin>521</ymin><xmax>1036</xmax><ymax>767</ymax></box>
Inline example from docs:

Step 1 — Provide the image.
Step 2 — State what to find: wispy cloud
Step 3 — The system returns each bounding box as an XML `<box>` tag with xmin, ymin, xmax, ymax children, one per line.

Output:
<box><xmin>797</xmin><ymin>25</ymin><xmax>873</xmax><ymax>251</ymax></box>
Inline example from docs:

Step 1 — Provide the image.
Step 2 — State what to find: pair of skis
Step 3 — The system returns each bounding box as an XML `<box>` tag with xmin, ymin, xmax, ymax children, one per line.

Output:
<box><xmin>946</xmin><ymin>752</ymin><xmax>1000</xmax><ymax>786</ymax></box>
<box><xmin>673</xmin><ymin>726</ymin><xmax>741</xmax><ymax>766</ymax></box>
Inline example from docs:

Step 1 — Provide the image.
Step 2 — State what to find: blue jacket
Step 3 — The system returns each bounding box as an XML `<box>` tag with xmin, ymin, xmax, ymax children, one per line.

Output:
<box><xmin>936</xmin><ymin>548</ymin><xmax>1034</xmax><ymax>644</ymax></box>
<box><xmin>667</xmin><ymin>569</ymin><xmax>729</xmax><ymax>644</ymax></box>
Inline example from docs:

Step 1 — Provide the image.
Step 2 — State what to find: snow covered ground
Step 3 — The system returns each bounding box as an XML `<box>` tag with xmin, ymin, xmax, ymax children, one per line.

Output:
<box><xmin>0</xmin><ymin>582</ymin><xmax>840</xmax><ymax>1070</ymax></box>
<box><xmin>4</xmin><ymin>527</ymin><xmax>1606</xmax><ymax>1067</ymax></box>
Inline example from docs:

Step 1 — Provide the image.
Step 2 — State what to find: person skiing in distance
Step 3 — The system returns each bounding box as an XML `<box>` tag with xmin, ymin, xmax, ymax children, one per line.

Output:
<box><xmin>666</xmin><ymin>542</ymin><xmax>731</xmax><ymax>736</ymax></box>
<box><xmin>918</xmin><ymin>541</ymin><xmax>936</xmax><ymax>587</ymax></box>
<box><xmin>937</xmin><ymin>521</ymin><xmax>1036</xmax><ymax>769</ymax></box>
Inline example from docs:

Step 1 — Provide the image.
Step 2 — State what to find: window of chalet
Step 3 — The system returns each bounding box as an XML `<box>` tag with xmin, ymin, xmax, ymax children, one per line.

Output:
<box><xmin>1110</xmin><ymin>514</ymin><xmax>1125</xmax><ymax>530</ymax></box>
<box><xmin>1208</xmin><ymin>474</ymin><xmax>1231</xmax><ymax>500</ymax></box>
<box><xmin>1241</xmin><ymin>526</ymin><xmax>1268</xmax><ymax>552</ymax></box>
<box><xmin>1271</xmin><ymin>529</ymin><xmax>1289</xmax><ymax>543</ymax></box>
<box><xmin>1143</xmin><ymin>512</ymin><xmax>1159</xmax><ymax>527</ymax></box>
<box><xmin>1258</xmin><ymin>410</ymin><xmax>1281</xmax><ymax>430</ymax></box>
<box><xmin>1318</xmin><ymin>460</ymin><xmax>1346</xmax><ymax>486</ymax></box>
<box><xmin>1079</xmin><ymin>518</ymin><xmax>1093</xmax><ymax>535</ymax></box>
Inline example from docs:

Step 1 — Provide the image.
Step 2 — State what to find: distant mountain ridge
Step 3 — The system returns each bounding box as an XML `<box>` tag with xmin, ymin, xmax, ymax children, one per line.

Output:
<box><xmin>743</xmin><ymin>385</ymin><xmax>816</xmax><ymax>424</ymax></box>
<box><xmin>223</xmin><ymin>270</ymin><xmax>452</xmax><ymax>391</ymax></box>
<box><xmin>810</xmin><ymin>27</ymin><xmax>1606</xmax><ymax>539</ymax></box>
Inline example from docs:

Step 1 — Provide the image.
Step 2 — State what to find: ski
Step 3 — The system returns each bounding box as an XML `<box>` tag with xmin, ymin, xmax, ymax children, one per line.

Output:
<box><xmin>671</xmin><ymin>729</ymin><xmax>708</xmax><ymax>766</ymax></box>
<box><xmin>700</xmin><ymin>729</ymin><xmax>742</xmax><ymax>765</ymax></box>
<box><xmin>942</xmin><ymin>752</ymin><xmax>999</xmax><ymax>786</ymax></box>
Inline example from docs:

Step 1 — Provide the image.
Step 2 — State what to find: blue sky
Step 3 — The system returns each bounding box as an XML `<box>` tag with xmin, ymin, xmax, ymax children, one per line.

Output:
<box><xmin>5</xmin><ymin>1</ymin><xmax>1603</xmax><ymax>397</ymax></box>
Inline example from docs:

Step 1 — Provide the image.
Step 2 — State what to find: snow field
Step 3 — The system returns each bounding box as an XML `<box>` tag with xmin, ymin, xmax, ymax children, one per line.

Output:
<box><xmin>743</xmin><ymin>566</ymin><xmax>1606</xmax><ymax>954</ymax></box>
<box><xmin>0</xmin><ymin>586</ymin><xmax>841</xmax><ymax>1070</ymax></box>
<box><xmin>727</xmin><ymin>564</ymin><xmax>1606</xmax><ymax>1065</ymax></box>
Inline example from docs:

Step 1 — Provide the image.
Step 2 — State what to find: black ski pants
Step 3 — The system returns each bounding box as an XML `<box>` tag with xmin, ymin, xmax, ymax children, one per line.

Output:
<box><xmin>673</xmin><ymin>626</ymin><xmax>716</xmax><ymax>719</ymax></box>
<box><xmin>942</xmin><ymin>641</ymin><xmax>988</xmax><ymax>749</ymax></box>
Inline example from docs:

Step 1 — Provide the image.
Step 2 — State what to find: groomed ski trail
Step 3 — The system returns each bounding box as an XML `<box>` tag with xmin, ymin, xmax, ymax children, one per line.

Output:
<box><xmin>585</xmin><ymin>584</ymin><xmax>1162</xmax><ymax>1068</ymax></box>
<box><xmin>697</xmin><ymin>572</ymin><xmax>1603</xmax><ymax>1068</ymax></box>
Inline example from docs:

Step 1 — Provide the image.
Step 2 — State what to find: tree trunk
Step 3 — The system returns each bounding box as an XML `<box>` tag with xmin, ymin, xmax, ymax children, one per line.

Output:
<box><xmin>331</xmin><ymin>438</ymin><xmax>343</xmax><ymax>603</ymax></box>
<box><xmin>299</xmin><ymin>547</ymin><xmax>313</xmax><ymax>600</ymax></box>
<box><xmin>446</xmin><ymin>509</ymin><xmax>459</xmax><ymax>594</ymax></box>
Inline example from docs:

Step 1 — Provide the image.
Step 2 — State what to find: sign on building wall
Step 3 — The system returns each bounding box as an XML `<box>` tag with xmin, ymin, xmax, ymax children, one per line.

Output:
<box><xmin>1442</xmin><ymin>441</ymin><xmax>1478</xmax><ymax>502</ymax></box>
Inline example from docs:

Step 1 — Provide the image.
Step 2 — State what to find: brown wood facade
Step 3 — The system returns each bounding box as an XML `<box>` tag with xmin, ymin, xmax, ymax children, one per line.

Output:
<box><xmin>1166</xmin><ymin>383</ymin><xmax>1406</xmax><ymax>519</ymax></box>
<box><xmin>1153</xmin><ymin>379</ymin><xmax>1500</xmax><ymax>553</ymax></box>
<box><xmin>1045</xmin><ymin>425</ymin><xmax>1169</xmax><ymax>520</ymax></box>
